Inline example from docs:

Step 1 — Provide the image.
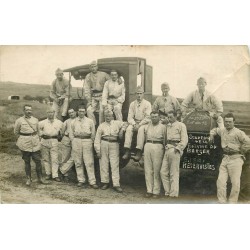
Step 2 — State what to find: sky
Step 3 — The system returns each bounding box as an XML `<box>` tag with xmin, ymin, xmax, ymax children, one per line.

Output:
<box><xmin>0</xmin><ymin>45</ymin><xmax>250</xmax><ymax>101</ymax></box>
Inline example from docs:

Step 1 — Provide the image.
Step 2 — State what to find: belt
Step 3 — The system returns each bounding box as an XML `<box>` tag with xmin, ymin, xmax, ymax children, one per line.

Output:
<box><xmin>146</xmin><ymin>140</ymin><xmax>163</xmax><ymax>144</ymax></box>
<box><xmin>42</xmin><ymin>135</ymin><xmax>58</xmax><ymax>139</ymax></box>
<box><xmin>74</xmin><ymin>135</ymin><xmax>91</xmax><ymax>139</ymax></box>
<box><xmin>108</xmin><ymin>95</ymin><xmax>116</xmax><ymax>99</ymax></box>
<box><xmin>92</xmin><ymin>90</ymin><xmax>102</xmax><ymax>94</ymax></box>
<box><xmin>167</xmin><ymin>140</ymin><xmax>180</xmax><ymax>145</ymax></box>
<box><xmin>223</xmin><ymin>151</ymin><xmax>240</xmax><ymax>156</ymax></box>
<box><xmin>101</xmin><ymin>137</ymin><xmax>118</xmax><ymax>143</ymax></box>
<box><xmin>20</xmin><ymin>132</ymin><xmax>37</xmax><ymax>136</ymax></box>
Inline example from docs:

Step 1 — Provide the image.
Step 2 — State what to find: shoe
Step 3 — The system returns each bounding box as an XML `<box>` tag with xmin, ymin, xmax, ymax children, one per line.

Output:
<box><xmin>77</xmin><ymin>182</ymin><xmax>87</xmax><ymax>188</ymax></box>
<box><xmin>101</xmin><ymin>184</ymin><xmax>109</xmax><ymax>190</ymax></box>
<box><xmin>90</xmin><ymin>184</ymin><xmax>99</xmax><ymax>189</ymax></box>
<box><xmin>133</xmin><ymin>149</ymin><xmax>142</xmax><ymax>162</ymax></box>
<box><xmin>26</xmin><ymin>178</ymin><xmax>31</xmax><ymax>186</ymax></box>
<box><xmin>152</xmin><ymin>194</ymin><xmax>160</xmax><ymax>199</ymax></box>
<box><xmin>144</xmin><ymin>193</ymin><xmax>153</xmax><ymax>198</ymax></box>
<box><xmin>53</xmin><ymin>177</ymin><xmax>61</xmax><ymax>182</ymax></box>
<box><xmin>122</xmin><ymin>148</ymin><xmax>131</xmax><ymax>160</ymax></box>
<box><xmin>45</xmin><ymin>174</ymin><xmax>52</xmax><ymax>180</ymax></box>
<box><xmin>38</xmin><ymin>177</ymin><xmax>49</xmax><ymax>184</ymax></box>
<box><xmin>113</xmin><ymin>186</ymin><xmax>123</xmax><ymax>193</ymax></box>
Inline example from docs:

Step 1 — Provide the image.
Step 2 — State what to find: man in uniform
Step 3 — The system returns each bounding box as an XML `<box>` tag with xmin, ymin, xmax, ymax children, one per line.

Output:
<box><xmin>209</xmin><ymin>113</ymin><xmax>250</xmax><ymax>203</ymax></box>
<box><xmin>160</xmin><ymin>110</ymin><xmax>188</xmax><ymax>199</ymax></box>
<box><xmin>70</xmin><ymin>105</ymin><xmax>98</xmax><ymax>189</ymax></box>
<box><xmin>122</xmin><ymin>86</ymin><xmax>152</xmax><ymax>160</ymax></box>
<box><xmin>59</xmin><ymin>108</ymin><xmax>76</xmax><ymax>182</ymax></box>
<box><xmin>39</xmin><ymin>107</ymin><xmax>63</xmax><ymax>182</ymax></box>
<box><xmin>102</xmin><ymin>69</ymin><xmax>125</xmax><ymax>121</ymax></box>
<box><xmin>94</xmin><ymin>110</ymin><xmax>127</xmax><ymax>193</ymax></box>
<box><xmin>14</xmin><ymin>104</ymin><xmax>47</xmax><ymax>186</ymax></box>
<box><xmin>152</xmin><ymin>82</ymin><xmax>181</xmax><ymax>116</ymax></box>
<box><xmin>50</xmin><ymin>68</ymin><xmax>72</xmax><ymax>121</ymax></box>
<box><xmin>84</xmin><ymin>61</ymin><xmax>110</xmax><ymax>125</ymax></box>
<box><xmin>181</xmin><ymin>77</ymin><xmax>224</xmax><ymax>129</ymax></box>
<box><xmin>134</xmin><ymin>111</ymin><xmax>167</xmax><ymax>198</ymax></box>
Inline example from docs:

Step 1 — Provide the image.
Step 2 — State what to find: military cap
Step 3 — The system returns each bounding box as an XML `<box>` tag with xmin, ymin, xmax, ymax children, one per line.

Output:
<box><xmin>55</xmin><ymin>68</ymin><xmax>63</xmax><ymax>75</ymax></box>
<box><xmin>197</xmin><ymin>77</ymin><xmax>207</xmax><ymax>85</ymax></box>
<box><xmin>135</xmin><ymin>86</ymin><xmax>144</xmax><ymax>93</ymax></box>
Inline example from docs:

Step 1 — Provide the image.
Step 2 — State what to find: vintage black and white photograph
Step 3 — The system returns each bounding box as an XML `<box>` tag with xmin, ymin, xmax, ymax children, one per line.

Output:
<box><xmin>0</xmin><ymin>45</ymin><xmax>250</xmax><ymax>204</ymax></box>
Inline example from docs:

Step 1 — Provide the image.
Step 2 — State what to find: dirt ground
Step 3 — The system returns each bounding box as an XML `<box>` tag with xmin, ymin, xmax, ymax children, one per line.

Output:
<box><xmin>0</xmin><ymin>151</ymin><xmax>228</xmax><ymax>204</ymax></box>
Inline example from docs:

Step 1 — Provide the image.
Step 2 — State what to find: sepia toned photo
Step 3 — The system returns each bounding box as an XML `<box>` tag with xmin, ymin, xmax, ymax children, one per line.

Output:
<box><xmin>0</xmin><ymin>45</ymin><xmax>250</xmax><ymax>204</ymax></box>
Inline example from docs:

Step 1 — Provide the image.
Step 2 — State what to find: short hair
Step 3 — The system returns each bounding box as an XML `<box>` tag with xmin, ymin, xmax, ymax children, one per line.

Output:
<box><xmin>110</xmin><ymin>69</ymin><xmax>118</xmax><ymax>74</ymax></box>
<box><xmin>104</xmin><ymin>110</ymin><xmax>114</xmax><ymax>116</ymax></box>
<box><xmin>168</xmin><ymin>110</ymin><xmax>177</xmax><ymax>117</ymax></box>
<box><xmin>197</xmin><ymin>77</ymin><xmax>207</xmax><ymax>85</ymax></box>
<box><xmin>23</xmin><ymin>104</ymin><xmax>32</xmax><ymax>111</ymax></box>
<box><xmin>68</xmin><ymin>108</ymin><xmax>75</xmax><ymax>112</ymax></box>
<box><xmin>150</xmin><ymin>111</ymin><xmax>159</xmax><ymax>116</ymax></box>
<box><xmin>161</xmin><ymin>82</ymin><xmax>170</xmax><ymax>88</ymax></box>
<box><xmin>224</xmin><ymin>112</ymin><xmax>235</xmax><ymax>121</ymax></box>
<box><xmin>78</xmin><ymin>105</ymin><xmax>86</xmax><ymax>111</ymax></box>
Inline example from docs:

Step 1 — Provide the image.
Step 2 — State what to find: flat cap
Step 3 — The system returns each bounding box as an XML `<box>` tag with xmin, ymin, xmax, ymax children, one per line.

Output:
<box><xmin>136</xmin><ymin>86</ymin><xmax>144</xmax><ymax>93</ymax></box>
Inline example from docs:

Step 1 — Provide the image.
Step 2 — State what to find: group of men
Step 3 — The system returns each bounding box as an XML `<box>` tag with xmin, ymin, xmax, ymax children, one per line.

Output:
<box><xmin>14</xmin><ymin>61</ymin><xmax>250</xmax><ymax>203</ymax></box>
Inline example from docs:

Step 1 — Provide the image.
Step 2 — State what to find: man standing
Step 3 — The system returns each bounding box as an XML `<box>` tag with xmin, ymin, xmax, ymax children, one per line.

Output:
<box><xmin>181</xmin><ymin>77</ymin><xmax>224</xmax><ymax>129</ymax></box>
<box><xmin>70</xmin><ymin>105</ymin><xmax>98</xmax><ymax>189</ymax></box>
<box><xmin>160</xmin><ymin>111</ymin><xmax>188</xmax><ymax>199</ymax></box>
<box><xmin>209</xmin><ymin>113</ymin><xmax>250</xmax><ymax>203</ymax></box>
<box><xmin>14</xmin><ymin>104</ymin><xmax>47</xmax><ymax>186</ymax></box>
<box><xmin>134</xmin><ymin>111</ymin><xmax>166</xmax><ymax>198</ymax></box>
<box><xmin>84</xmin><ymin>61</ymin><xmax>110</xmax><ymax>125</ymax></box>
<box><xmin>122</xmin><ymin>86</ymin><xmax>152</xmax><ymax>160</ymax></box>
<box><xmin>50</xmin><ymin>68</ymin><xmax>72</xmax><ymax>121</ymax></box>
<box><xmin>94</xmin><ymin>110</ymin><xmax>127</xmax><ymax>193</ymax></box>
<box><xmin>102</xmin><ymin>69</ymin><xmax>125</xmax><ymax>121</ymax></box>
<box><xmin>152</xmin><ymin>82</ymin><xmax>181</xmax><ymax>116</ymax></box>
<box><xmin>59</xmin><ymin>108</ymin><xmax>76</xmax><ymax>182</ymax></box>
<box><xmin>39</xmin><ymin>107</ymin><xmax>63</xmax><ymax>182</ymax></box>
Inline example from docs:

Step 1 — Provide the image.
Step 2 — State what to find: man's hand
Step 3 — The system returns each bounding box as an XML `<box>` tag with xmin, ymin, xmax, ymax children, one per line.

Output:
<box><xmin>133</xmin><ymin>124</ymin><xmax>140</xmax><ymax>132</ymax></box>
<box><xmin>118</xmin><ymin>129</ymin><xmax>124</xmax><ymax>140</ymax></box>
<box><xmin>174</xmin><ymin>148</ymin><xmax>180</xmax><ymax>154</ymax></box>
<box><xmin>209</xmin><ymin>135</ymin><xmax>214</xmax><ymax>144</ymax></box>
<box><xmin>96</xmin><ymin>152</ymin><xmax>102</xmax><ymax>159</ymax></box>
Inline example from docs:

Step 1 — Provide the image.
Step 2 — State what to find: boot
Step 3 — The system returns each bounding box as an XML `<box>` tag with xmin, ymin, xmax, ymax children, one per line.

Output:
<box><xmin>122</xmin><ymin>148</ymin><xmax>131</xmax><ymax>160</ymax></box>
<box><xmin>133</xmin><ymin>149</ymin><xmax>142</xmax><ymax>162</ymax></box>
<box><xmin>26</xmin><ymin>176</ymin><xmax>31</xmax><ymax>186</ymax></box>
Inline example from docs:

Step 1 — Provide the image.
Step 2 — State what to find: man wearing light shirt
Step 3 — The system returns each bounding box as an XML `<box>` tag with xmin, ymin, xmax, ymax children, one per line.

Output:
<box><xmin>59</xmin><ymin>108</ymin><xmax>76</xmax><ymax>182</ymax></box>
<box><xmin>85</xmin><ymin>61</ymin><xmax>110</xmax><ymax>125</ymax></box>
<box><xmin>102</xmin><ymin>69</ymin><xmax>125</xmax><ymax>121</ymax></box>
<box><xmin>209</xmin><ymin>112</ymin><xmax>250</xmax><ymax>203</ymax></box>
<box><xmin>94</xmin><ymin>110</ymin><xmax>127</xmax><ymax>193</ymax></box>
<box><xmin>181</xmin><ymin>77</ymin><xmax>224</xmax><ymax>129</ymax></box>
<box><xmin>39</xmin><ymin>107</ymin><xmax>63</xmax><ymax>182</ymax></box>
<box><xmin>70</xmin><ymin>105</ymin><xmax>98</xmax><ymax>189</ymax></box>
<box><xmin>160</xmin><ymin>110</ymin><xmax>188</xmax><ymax>199</ymax></box>
<box><xmin>122</xmin><ymin>86</ymin><xmax>152</xmax><ymax>160</ymax></box>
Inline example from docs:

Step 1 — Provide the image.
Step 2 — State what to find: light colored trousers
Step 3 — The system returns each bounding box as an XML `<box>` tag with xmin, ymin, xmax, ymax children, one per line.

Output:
<box><xmin>99</xmin><ymin>140</ymin><xmax>120</xmax><ymax>187</ymax></box>
<box><xmin>136</xmin><ymin>125</ymin><xmax>146</xmax><ymax>150</ymax></box>
<box><xmin>124</xmin><ymin>124</ymin><xmax>136</xmax><ymax>148</ymax></box>
<box><xmin>52</xmin><ymin>97</ymin><xmax>69</xmax><ymax>120</ymax></box>
<box><xmin>87</xmin><ymin>96</ymin><xmax>104</xmax><ymax>125</ymax></box>
<box><xmin>160</xmin><ymin>148</ymin><xmax>181</xmax><ymax>197</ymax></box>
<box><xmin>41</xmin><ymin>143</ymin><xmax>59</xmax><ymax>178</ymax></box>
<box><xmin>72</xmin><ymin>139</ymin><xmax>96</xmax><ymax>185</ymax></box>
<box><xmin>60</xmin><ymin>143</ymin><xmax>74</xmax><ymax>177</ymax></box>
<box><xmin>144</xmin><ymin>143</ymin><xmax>164</xmax><ymax>195</ymax></box>
<box><xmin>106</xmin><ymin>101</ymin><xmax>123</xmax><ymax>121</ymax></box>
<box><xmin>217</xmin><ymin>155</ymin><xmax>244</xmax><ymax>203</ymax></box>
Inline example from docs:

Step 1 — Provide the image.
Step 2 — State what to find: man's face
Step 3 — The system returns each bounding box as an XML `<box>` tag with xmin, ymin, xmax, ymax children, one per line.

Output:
<box><xmin>24</xmin><ymin>106</ymin><xmax>32</xmax><ymax>117</ymax></box>
<box><xmin>168</xmin><ymin>113</ymin><xmax>176</xmax><ymax>123</ymax></box>
<box><xmin>78</xmin><ymin>109</ymin><xmax>86</xmax><ymax>118</ymax></box>
<box><xmin>47</xmin><ymin>111</ymin><xmax>55</xmax><ymax>119</ymax></box>
<box><xmin>224</xmin><ymin>117</ymin><xmax>234</xmax><ymax>130</ymax></box>
<box><xmin>136</xmin><ymin>92</ymin><xmax>144</xmax><ymax>102</ymax></box>
<box><xmin>56</xmin><ymin>73</ymin><xmax>63</xmax><ymax>81</ymax></box>
<box><xmin>161</xmin><ymin>85</ymin><xmax>170</xmax><ymax>95</ymax></box>
<box><xmin>160</xmin><ymin>114</ymin><xmax>168</xmax><ymax>123</ymax></box>
<box><xmin>68</xmin><ymin>109</ymin><xmax>76</xmax><ymax>119</ymax></box>
<box><xmin>111</xmin><ymin>72</ymin><xmax>118</xmax><ymax>81</ymax></box>
<box><xmin>90</xmin><ymin>65</ymin><xmax>98</xmax><ymax>73</ymax></box>
<box><xmin>105</xmin><ymin>113</ymin><xmax>113</xmax><ymax>122</ymax></box>
<box><xmin>151</xmin><ymin>113</ymin><xmax>160</xmax><ymax>124</ymax></box>
<box><xmin>197</xmin><ymin>81</ymin><xmax>206</xmax><ymax>92</ymax></box>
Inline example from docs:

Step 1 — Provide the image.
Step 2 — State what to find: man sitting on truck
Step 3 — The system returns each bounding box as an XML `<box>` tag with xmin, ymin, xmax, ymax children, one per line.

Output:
<box><xmin>102</xmin><ymin>69</ymin><xmax>125</xmax><ymax>121</ymax></box>
<box><xmin>181</xmin><ymin>77</ymin><xmax>224</xmax><ymax>129</ymax></box>
<box><xmin>50</xmin><ymin>68</ymin><xmax>72</xmax><ymax>121</ymax></box>
<box><xmin>122</xmin><ymin>86</ymin><xmax>152</xmax><ymax>160</ymax></box>
<box><xmin>84</xmin><ymin>61</ymin><xmax>110</xmax><ymax>125</ymax></box>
